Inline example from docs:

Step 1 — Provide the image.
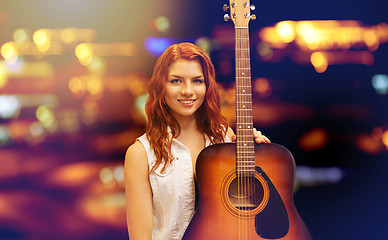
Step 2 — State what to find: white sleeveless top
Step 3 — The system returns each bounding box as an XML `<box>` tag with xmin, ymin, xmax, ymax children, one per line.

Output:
<box><xmin>137</xmin><ymin>132</ymin><xmax>230</xmax><ymax>240</ymax></box>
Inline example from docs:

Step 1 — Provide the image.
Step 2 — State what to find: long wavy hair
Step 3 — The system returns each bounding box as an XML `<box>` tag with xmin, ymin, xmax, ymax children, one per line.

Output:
<box><xmin>145</xmin><ymin>42</ymin><xmax>228</xmax><ymax>173</ymax></box>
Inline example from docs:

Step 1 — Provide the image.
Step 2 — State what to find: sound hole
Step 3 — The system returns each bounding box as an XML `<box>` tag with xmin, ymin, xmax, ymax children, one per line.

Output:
<box><xmin>228</xmin><ymin>176</ymin><xmax>264</xmax><ymax>211</ymax></box>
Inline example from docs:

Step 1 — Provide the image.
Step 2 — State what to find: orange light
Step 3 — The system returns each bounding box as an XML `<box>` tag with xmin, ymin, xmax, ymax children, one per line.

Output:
<box><xmin>276</xmin><ymin>21</ymin><xmax>296</xmax><ymax>43</ymax></box>
<box><xmin>310</xmin><ymin>52</ymin><xmax>328</xmax><ymax>73</ymax></box>
<box><xmin>355</xmin><ymin>133</ymin><xmax>382</xmax><ymax>154</ymax></box>
<box><xmin>259</xmin><ymin>27</ymin><xmax>288</xmax><ymax>49</ymax></box>
<box><xmin>296</xmin><ymin>21</ymin><xmax>320</xmax><ymax>50</ymax></box>
<box><xmin>60</xmin><ymin>28</ymin><xmax>76</xmax><ymax>44</ymax></box>
<box><xmin>46</xmin><ymin>162</ymin><xmax>99</xmax><ymax>187</ymax></box>
<box><xmin>363</xmin><ymin>29</ymin><xmax>379</xmax><ymax>51</ymax></box>
<box><xmin>382</xmin><ymin>130</ymin><xmax>388</xmax><ymax>150</ymax></box>
<box><xmin>254</xmin><ymin>77</ymin><xmax>271</xmax><ymax>98</ymax></box>
<box><xmin>86</xmin><ymin>75</ymin><xmax>104</xmax><ymax>99</ymax></box>
<box><xmin>299</xmin><ymin>127</ymin><xmax>329</xmax><ymax>151</ymax></box>
<box><xmin>68</xmin><ymin>76</ymin><xmax>86</xmax><ymax>98</ymax></box>
<box><xmin>261</xmin><ymin>20</ymin><xmax>388</xmax><ymax>55</ymax></box>
<box><xmin>33</xmin><ymin>29</ymin><xmax>51</xmax><ymax>52</ymax></box>
<box><xmin>75</xmin><ymin>43</ymin><xmax>93</xmax><ymax>66</ymax></box>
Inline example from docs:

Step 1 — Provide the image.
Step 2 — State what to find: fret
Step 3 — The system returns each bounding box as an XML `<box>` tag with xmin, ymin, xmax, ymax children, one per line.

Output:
<box><xmin>236</xmin><ymin>137</ymin><xmax>254</xmax><ymax>141</ymax></box>
<box><xmin>237</xmin><ymin>143</ymin><xmax>254</xmax><ymax>147</ymax></box>
<box><xmin>236</xmin><ymin>109</ymin><xmax>252</xmax><ymax>112</ymax></box>
<box><xmin>236</xmin><ymin>145</ymin><xmax>255</xmax><ymax>148</ymax></box>
<box><xmin>236</xmin><ymin>117</ymin><xmax>253</xmax><ymax>120</ymax></box>
<box><xmin>236</xmin><ymin>133</ymin><xmax>254</xmax><ymax>137</ymax></box>
<box><xmin>237</xmin><ymin>134</ymin><xmax>253</xmax><ymax>138</ymax></box>
<box><xmin>236</xmin><ymin>86</ymin><xmax>252</xmax><ymax>88</ymax></box>
<box><xmin>236</xmin><ymin>151</ymin><xmax>255</xmax><ymax>155</ymax></box>
<box><xmin>236</xmin><ymin>169</ymin><xmax>256</xmax><ymax>172</ymax></box>
<box><xmin>236</xmin><ymin>166</ymin><xmax>256</xmax><ymax>169</ymax></box>
<box><xmin>237</xmin><ymin>139</ymin><xmax>254</xmax><ymax>143</ymax></box>
<box><xmin>237</xmin><ymin>144</ymin><xmax>254</xmax><ymax>147</ymax></box>
<box><xmin>236</xmin><ymin>158</ymin><xmax>255</xmax><ymax>162</ymax></box>
<box><xmin>236</xmin><ymin>166</ymin><xmax>255</xmax><ymax>168</ymax></box>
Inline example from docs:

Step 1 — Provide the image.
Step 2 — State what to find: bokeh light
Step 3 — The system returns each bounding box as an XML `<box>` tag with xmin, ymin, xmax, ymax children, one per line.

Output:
<box><xmin>382</xmin><ymin>131</ymin><xmax>388</xmax><ymax>150</ymax></box>
<box><xmin>13</xmin><ymin>28</ymin><xmax>29</xmax><ymax>43</ymax></box>
<box><xmin>1</xmin><ymin>42</ymin><xmax>19</xmax><ymax>65</ymax></box>
<box><xmin>253</xmin><ymin>77</ymin><xmax>272</xmax><ymax>98</ymax></box>
<box><xmin>310</xmin><ymin>51</ymin><xmax>328</xmax><ymax>73</ymax></box>
<box><xmin>0</xmin><ymin>63</ymin><xmax>8</xmax><ymax>88</ymax></box>
<box><xmin>371</xmin><ymin>74</ymin><xmax>388</xmax><ymax>95</ymax></box>
<box><xmin>276</xmin><ymin>21</ymin><xmax>296</xmax><ymax>43</ymax></box>
<box><xmin>0</xmin><ymin>95</ymin><xmax>21</xmax><ymax>119</ymax></box>
<box><xmin>144</xmin><ymin>37</ymin><xmax>175</xmax><ymax>57</ymax></box>
<box><xmin>33</xmin><ymin>29</ymin><xmax>51</xmax><ymax>52</ymax></box>
<box><xmin>298</xmin><ymin>127</ymin><xmax>329</xmax><ymax>151</ymax></box>
<box><xmin>155</xmin><ymin>16</ymin><xmax>170</xmax><ymax>33</ymax></box>
<box><xmin>35</xmin><ymin>105</ymin><xmax>56</xmax><ymax>129</ymax></box>
<box><xmin>75</xmin><ymin>43</ymin><xmax>93</xmax><ymax>66</ymax></box>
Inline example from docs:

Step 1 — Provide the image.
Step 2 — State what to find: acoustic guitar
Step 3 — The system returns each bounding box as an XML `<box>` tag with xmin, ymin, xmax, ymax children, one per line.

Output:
<box><xmin>183</xmin><ymin>1</ymin><xmax>313</xmax><ymax>239</ymax></box>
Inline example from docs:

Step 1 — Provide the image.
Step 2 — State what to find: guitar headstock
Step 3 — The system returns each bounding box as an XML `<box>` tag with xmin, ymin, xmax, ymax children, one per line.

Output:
<box><xmin>223</xmin><ymin>0</ymin><xmax>256</xmax><ymax>28</ymax></box>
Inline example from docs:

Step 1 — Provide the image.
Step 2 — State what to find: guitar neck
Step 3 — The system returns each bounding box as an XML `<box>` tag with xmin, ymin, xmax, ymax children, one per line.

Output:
<box><xmin>235</xmin><ymin>27</ymin><xmax>255</xmax><ymax>176</ymax></box>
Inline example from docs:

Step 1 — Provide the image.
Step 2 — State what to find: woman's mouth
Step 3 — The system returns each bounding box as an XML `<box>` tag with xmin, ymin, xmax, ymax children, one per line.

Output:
<box><xmin>178</xmin><ymin>99</ymin><xmax>196</xmax><ymax>105</ymax></box>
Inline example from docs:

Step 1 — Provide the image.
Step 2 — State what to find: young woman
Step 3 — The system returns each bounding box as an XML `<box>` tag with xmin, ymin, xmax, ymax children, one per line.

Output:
<box><xmin>124</xmin><ymin>42</ymin><xmax>270</xmax><ymax>240</ymax></box>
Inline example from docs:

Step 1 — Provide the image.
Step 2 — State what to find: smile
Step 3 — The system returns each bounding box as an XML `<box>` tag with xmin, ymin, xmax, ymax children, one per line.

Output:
<box><xmin>178</xmin><ymin>99</ymin><xmax>196</xmax><ymax>104</ymax></box>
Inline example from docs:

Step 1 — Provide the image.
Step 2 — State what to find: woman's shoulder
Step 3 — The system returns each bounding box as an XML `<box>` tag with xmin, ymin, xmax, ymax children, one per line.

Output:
<box><xmin>125</xmin><ymin>140</ymin><xmax>147</xmax><ymax>168</ymax></box>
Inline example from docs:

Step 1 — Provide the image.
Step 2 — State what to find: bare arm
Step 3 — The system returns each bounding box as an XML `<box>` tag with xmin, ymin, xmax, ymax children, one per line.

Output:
<box><xmin>124</xmin><ymin>141</ymin><xmax>153</xmax><ymax>240</ymax></box>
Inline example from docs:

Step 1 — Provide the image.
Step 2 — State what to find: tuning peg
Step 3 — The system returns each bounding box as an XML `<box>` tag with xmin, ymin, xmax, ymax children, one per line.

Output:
<box><xmin>223</xmin><ymin>4</ymin><xmax>229</xmax><ymax>11</ymax></box>
<box><xmin>250</xmin><ymin>14</ymin><xmax>256</xmax><ymax>20</ymax></box>
<box><xmin>224</xmin><ymin>14</ymin><xmax>230</xmax><ymax>21</ymax></box>
<box><xmin>250</xmin><ymin>5</ymin><xmax>256</xmax><ymax>10</ymax></box>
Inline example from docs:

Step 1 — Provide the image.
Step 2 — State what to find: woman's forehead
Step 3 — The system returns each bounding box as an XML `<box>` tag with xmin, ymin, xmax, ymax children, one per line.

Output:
<box><xmin>167</xmin><ymin>59</ymin><xmax>203</xmax><ymax>76</ymax></box>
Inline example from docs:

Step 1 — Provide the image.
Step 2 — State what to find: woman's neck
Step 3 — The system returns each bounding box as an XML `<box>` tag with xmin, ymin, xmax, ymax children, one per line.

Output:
<box><xmin>173</xmin><ymin>114</ymin><xmax>199</xmax><ymax>135</ymax></box>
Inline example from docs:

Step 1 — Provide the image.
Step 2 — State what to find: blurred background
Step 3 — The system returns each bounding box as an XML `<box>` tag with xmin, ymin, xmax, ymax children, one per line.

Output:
<box><xmin>0</xmin><ymin>0</ymin><xmax>387</xmax><ymax>239</ymax></box>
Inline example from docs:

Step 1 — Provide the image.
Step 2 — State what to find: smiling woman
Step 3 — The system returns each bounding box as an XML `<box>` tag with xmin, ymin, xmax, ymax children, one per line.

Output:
<box><xmin>124</xmin><ymin>42</ymin><xmax>231</xmax><ymax>240</ymax></box>
<box><xmin>124</xmin><ymin>42</ymin><xmax>270</xmax><ymax>240</ymax></box>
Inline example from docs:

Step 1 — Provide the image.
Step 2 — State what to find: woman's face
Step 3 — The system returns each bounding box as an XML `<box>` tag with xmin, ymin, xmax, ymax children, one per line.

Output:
<box><xmin>164</xmin><ymin>59</ymin><xmax>206</xmax><ymax>121</ymax></box>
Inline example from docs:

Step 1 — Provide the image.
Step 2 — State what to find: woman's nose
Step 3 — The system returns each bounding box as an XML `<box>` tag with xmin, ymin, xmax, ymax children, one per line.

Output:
<box><xmin>181</xmin><ymin>82</ymin><xmax>194</xmax><ymax>96</ymax></box>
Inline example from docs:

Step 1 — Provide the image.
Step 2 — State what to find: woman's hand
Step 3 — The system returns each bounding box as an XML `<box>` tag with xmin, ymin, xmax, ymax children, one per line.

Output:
<box><xmin>253</xmin><ymin>128</ymin><xmax>271</xmax><ymax>143</ymax></box>
<box><xmin>230</xmin><ymin>128</ymin><xmax>271</xmax><ymax>143</ymax></box>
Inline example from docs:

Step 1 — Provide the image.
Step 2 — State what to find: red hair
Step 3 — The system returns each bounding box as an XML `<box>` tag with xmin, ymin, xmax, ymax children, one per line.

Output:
<box><xmin>145</xmin><ymin>42</ymin><xmax>228</xmax><ymax>173</ymax></box>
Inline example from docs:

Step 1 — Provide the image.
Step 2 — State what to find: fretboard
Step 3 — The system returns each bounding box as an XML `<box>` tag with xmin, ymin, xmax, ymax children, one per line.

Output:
<box><xmin>235</xmin><ymin>27</ymin><xmax>255</xmax><ymax>177</ymax></box>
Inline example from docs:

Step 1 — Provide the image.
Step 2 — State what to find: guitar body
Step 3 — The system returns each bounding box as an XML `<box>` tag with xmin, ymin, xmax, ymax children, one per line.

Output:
<box><xmin>183</xmin><ymin>142</ymin><xmax>312</xmax><ymax>240</ymax></box>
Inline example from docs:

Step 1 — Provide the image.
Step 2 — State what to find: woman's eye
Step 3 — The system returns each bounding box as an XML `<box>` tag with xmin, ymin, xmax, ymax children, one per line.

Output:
<box><xmin>193</xmin><ymin>79</ymin><xmax>204</xmax><ymax>84</ymax></box>
<box><xmin>170</xmin><ymin>79</ymin><xmax>181</xmax><ymax>83</ymax></box>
